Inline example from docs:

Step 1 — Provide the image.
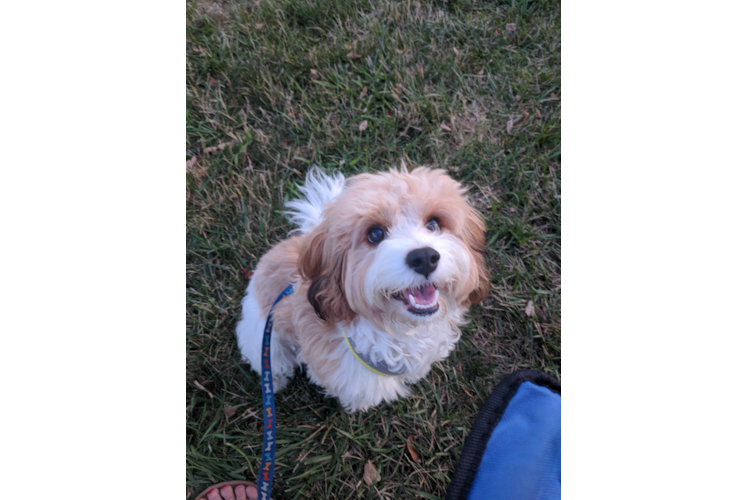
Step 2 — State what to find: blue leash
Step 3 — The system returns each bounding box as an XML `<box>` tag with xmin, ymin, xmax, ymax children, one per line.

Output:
<box><xmin>258</xmin><ymin>283</ymin><xmax>295</xmax><ymax>500</ymax></box>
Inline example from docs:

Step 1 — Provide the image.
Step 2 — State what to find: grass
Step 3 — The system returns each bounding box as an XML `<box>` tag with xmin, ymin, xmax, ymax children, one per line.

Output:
<box><xmin>186</xmin><ymin>0</ymin><xmax>560</xmax><ymax>497</ymax></box>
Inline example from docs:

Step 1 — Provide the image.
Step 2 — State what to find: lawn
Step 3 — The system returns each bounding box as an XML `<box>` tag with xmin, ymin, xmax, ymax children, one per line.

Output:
<box><xmin>186</xmin><ymin>0</ymin><xmax>560</xmax><ymax>497</ymax></box>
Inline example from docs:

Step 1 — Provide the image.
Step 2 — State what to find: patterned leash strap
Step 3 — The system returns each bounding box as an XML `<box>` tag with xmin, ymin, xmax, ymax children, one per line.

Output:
<box><xmin>258</xmin><ymin>282</ymin><xmax>296</xmax><ymax>500</ymax></box>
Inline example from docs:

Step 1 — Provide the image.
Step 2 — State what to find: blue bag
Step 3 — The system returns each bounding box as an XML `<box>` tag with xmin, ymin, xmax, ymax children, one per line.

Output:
<box><xmin>446</xmin><ymin>370</ymin><xmax>561</xmax><ymax>500</ymax></box>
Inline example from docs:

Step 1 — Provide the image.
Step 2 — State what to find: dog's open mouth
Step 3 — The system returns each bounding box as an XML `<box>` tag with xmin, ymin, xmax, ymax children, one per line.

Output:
<box><xmin>392</xmin><ymin>284</ymin><xmax>439</xmax><ymax>316</ymax></box>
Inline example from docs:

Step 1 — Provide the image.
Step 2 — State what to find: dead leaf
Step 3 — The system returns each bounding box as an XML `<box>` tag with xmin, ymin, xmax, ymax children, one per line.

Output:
<box><xmin>507</xmin><ymin>117</ymin><xmax>514</xmax><ymax>133</ymax></box>
<box><xmin>536</xmin><ymin>109</ymin><xmax>542</xmax><ymax>118</ymax></box>
<box><xmin>186</xmin><ymin>156</ymin><xmax>200</xmax><ymax>170</ymax></box>
<box><xmin>223</xmin><ymin>405</ymin><xmax>237</xmax><ymax>420</ymax></box>
<box><xmin>505</xmin><ymin>23</ymin><xmax>516</xmax><ymax>32</ymax></box>
<box><xmin>417</xmin><ymin>64</ymin><xmax>424</xmax><ymax>77</ymax></box>
<box><xmin>347</xmin><ymin>51</ymin><xmax>362</xmax><ymax>59</ymax></box>
<box><xmin>453</xmin><ymin>47</ymin><xmax>459</xmax><ymax>58</ymax></box>
<box><xmin>228</xmin><ymin>98</ymin><xmax>237</xmax><ymax>106</ymax></box>
<box><xmin>385</xmin><ymin>110</ymin><xmax>394</xmax><ymax>117</ymax></box>
<box><xmin>359</xmin><ymin>86</ymin><xmax>368</xmax><ymax>98</ymax></box>
<box><xmin>551</xmin><ymin>92</ymin><xmax>556</xmax><ymax>98</ymax></box>
<box><xmin>363</xmin><ymin>460</ymin><xmax>379</xmax><ymax>486</ymax></box>
<box><xmin>240</xmin><ymin>268</ymin><xmax>253</xmax><ymax>280</ymax></box>
<box><xmin>440</xmin><ymin>122</ymin><xmax>452</xmax><ymax>132</ymax></box>
<box><xmin>209</xmin><ymin>77</ymin><xmax>217</xmax><ymax>86</ymax></box>
<box><xmin>194</xmin><ymin>380</ymin><xmax>213</xmax><ymax>399</ymax></box>
<box><xmin>396</xmin><ymin>47</ymin><xmax>406</xmax><ymax>54</ymax></box>
<box><xmin>525</xmin><ymin>300</ymin><xmax>536</xmax><ymax>317</ymax></box>
<box><xmin>255</xmin><ymin>23</ymin><xmax>264</xmax><ymax>29</ymax></box>
<box><xmin>406</xmin><ymin>436</ymin><xmax>421</xmax><ymax>463</ymax></box>
<box><xmin>494</xmin><ymin>28</ymin><xmax>499</xmax><ymax>36</ymax></box>
<box><xmin>203</xmin><ymin>140</ymin><xmax>237</xmax><ymax>154</ymax></box>
<box><xmin>462</xmin><ymin>386</ymin><xmax>475</xmax><ymax>398</ymax></box>
<box><xmin>310</xmin><ymin>68</ymin><xmax>320</xmax><ymax>80</ymax></box>
<box><xmin>344</xmin><ymin>44</ymin><xmax>352</xmax><ymax>50</ymax></box>
<box><xmin>359</xmin><ymin>120</ymin><xmax>368</xmax><ymax>132</ymax></box>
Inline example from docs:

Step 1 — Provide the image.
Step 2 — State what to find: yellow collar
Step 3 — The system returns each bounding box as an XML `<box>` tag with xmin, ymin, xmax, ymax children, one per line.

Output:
<box><xmin>342</xmin><ymin>330</ymin><xmax>406</xmax><ymax>377</ymax></box>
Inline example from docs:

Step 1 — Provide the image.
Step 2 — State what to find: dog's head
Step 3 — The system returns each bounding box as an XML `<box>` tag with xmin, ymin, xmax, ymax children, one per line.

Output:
<box><xmin>298</xmin><ymin>167</ymin><xmax>489</xmax><ymax>333</ymax></box>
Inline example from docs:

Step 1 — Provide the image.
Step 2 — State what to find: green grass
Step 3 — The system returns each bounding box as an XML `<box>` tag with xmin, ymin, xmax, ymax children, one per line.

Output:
<box><xmin>186</xmin><ymin>0</ymin><xmax>560</xmax><ymax>497</ymax></box>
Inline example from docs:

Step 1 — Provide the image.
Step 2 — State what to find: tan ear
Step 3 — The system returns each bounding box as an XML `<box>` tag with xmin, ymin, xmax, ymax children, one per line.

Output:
<box><xmin>463</xmin><ymin>207</ymin><xmax>490</xmax><ymax>305</ymax></box>
<box><xmin>298</xmin><ymin>223</ymin><xmax>355</xmax><ymax>322</ymax></box>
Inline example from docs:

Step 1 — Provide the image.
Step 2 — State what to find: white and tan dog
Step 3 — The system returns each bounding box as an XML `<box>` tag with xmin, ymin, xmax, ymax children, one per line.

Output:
<box><xmin>237</xmin><ymin>166</ymin><xmax>489</xmax><ymax>412</ymax></box>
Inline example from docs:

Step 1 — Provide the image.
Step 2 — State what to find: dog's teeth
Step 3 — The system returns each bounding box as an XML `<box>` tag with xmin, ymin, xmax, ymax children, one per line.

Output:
<box><xmin>409</xmin><ymin>294</ymin><xmax>417</xmax><ymax>307</ymax></box>
<box><xmin>434</xmin><ymin>290</ymin><xmax>439</xmax><ymax>303</ymax></box>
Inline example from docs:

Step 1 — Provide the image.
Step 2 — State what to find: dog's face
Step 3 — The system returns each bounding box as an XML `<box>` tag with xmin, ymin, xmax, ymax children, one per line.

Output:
<box><xmin>299</xmin><ymin>167</ymin><xmax>489</xmax><ymax>334</ymax></box>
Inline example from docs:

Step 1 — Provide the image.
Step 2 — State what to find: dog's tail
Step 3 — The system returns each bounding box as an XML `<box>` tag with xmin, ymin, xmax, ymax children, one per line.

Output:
<box><xmin>285</xmin><ymin>166</ymin><xmax>346</xmax><ymax>235</ymax></box>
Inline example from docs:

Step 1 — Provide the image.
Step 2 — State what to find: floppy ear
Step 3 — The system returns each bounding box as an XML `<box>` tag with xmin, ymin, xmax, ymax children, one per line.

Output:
<box><xmin>462</xmin><ymin>207</ymin><xmax>490</xmax><ymax>306</ymax></box>
<box><xmin>298</xmin><ymin>223</ymin><xmax>355</xmax><ymax>322</ymax></box>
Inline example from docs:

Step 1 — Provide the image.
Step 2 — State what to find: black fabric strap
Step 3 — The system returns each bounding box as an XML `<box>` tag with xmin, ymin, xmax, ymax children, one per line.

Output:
<box><xmin>446</xmin><ymin>369</ymin><xmax>561</xmax><ymax>500</ymax></box>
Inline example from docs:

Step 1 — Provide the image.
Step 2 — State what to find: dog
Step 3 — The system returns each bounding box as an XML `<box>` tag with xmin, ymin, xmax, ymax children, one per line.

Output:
<box><xmin>236</xmin><ymin>166</ymin><xmax>489</xmax><ymax>412</ymax></box>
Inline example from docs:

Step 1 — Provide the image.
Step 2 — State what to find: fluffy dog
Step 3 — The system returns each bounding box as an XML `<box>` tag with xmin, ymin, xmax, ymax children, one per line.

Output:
<box><xmin>236</xmin><ymin>166</ymin><xmax>489</xmax><ymax>411</ymax></box>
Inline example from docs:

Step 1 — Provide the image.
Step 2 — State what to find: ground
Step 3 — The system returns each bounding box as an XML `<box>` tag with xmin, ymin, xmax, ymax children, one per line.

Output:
<box><xmin>186</xmin><ymin>0</ymin><xmax>560</xmax><ymax>497</ymax></box>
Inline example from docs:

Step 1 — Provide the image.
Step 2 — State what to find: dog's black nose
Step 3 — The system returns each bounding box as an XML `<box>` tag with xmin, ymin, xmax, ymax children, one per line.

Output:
<box><xmin>406</xmin><ymin>247</ymin><xmax>440</xmax><ymax>277</ymax></box>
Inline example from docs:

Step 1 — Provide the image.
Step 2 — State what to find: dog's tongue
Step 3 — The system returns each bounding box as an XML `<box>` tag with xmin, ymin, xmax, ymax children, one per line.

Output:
<box><xmin>408</xmin><ymin>284</ymin><xmax>436</xmax><ymax>305</ymax></box>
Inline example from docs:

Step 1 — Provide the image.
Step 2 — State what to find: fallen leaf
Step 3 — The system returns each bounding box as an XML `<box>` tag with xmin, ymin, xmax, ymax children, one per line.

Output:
<box><xmin>477</xmin><ymin>69</ymin><xmax>484</xmax><ymax>75</ymax></box>
<box><xmin>203</xmin><ymin>141</ymin><xmax>233</xmax><ymax>154</ymax></box>
<box><xmin>240</xmin><ymin>268</ymin><xmax>253</xmax><ymax>280</ymax></box>
<box><xmin>385</xmin><ymin>110</ymin><xmax>394</xmax><ymax>117</ymax></box>
<box><xmin>417</xmin><ymin>64</ymin><xmax>424</xmax><ymax>77</ymax></box>
<box><xmin>194</xmin><ymin>380</ymin><xmax>213</xmax><ymax>399</ymax></box>
<box><xmin>396</xmin><ymin>47</ymin><xmax>406</xmax><ymax>54</ymax></box>
<box><xmin>453</xmin><ymin>47</ymin><xmax>459</xmax><ymax>57</ymax></box>
<box><xmin>359</xmin><ymin>120</ymin><xmax>368</xmax><ymax>131</ymax></box>
<box><xmin>494</xmin><ymin>28</ymin><xmax>499</xmax><ymax>36</ymax></box>
<box><xmin>186</xmin><ymin>156</ymin><xmax>200</xmax><ymax>170</ymax></box>
<box><xmin>223</xmin><ymin>405</ymin><xmax>238</xmax><ymax>420</ymax></box>
<box><xmin>363</xmin><ymin>460</ymin><xmax>379</xmax><ymax>486</ymax></box>
<box><xmin>344</xmin><ymin>43</ymin><xmax>352</xmax><ymax>50</ymax></box>
<box><xmin>359</xmin><ymin>86</ymin><xmax>368</xmax><ymax>99</ymax></box>
<box><xmin>507</xmin><ymin>117</ymin><xmax>514</xmax><ymax>133</ymax></box>
<box><xmin>505</xmin><ymin>23</ymin><xmax>516</xmax><ymax>32</ymax></box>
<box><xmin>255</xmin><ymin>23</ymin><xmax>264</xmax><ymax>29</ymax></box>
<box><xmin>209</xmin><ymin>77</ymin><xmax>217</xmax><ymax>86</ymax></box>
<box><xmin>551</xmin><ymin>92</ymin><xmax>556</xmax><ymax>98</ymax></box>
<box><xmin>536</xmin><ymin>109</ymin><xmax>542</xmax><ymax>118</ymax></box>
<box><xmin>440</xmin><ymin>122</ymin><xmax>452</xmax><ymax>132</ymax></box>
<box><xmin>406</xmin><ymin>436</ymin><xmax>421</xmax><ymax>463</ymax></box>
<box><xmin>525</xmin><ymin>300</ymin><xmax>536</xmax><ymax>317</ymax></box>
<box><xmin>347</xmin><ymin>51</ymin><xmax>362</xmax><ymax>59</ymax></box>
<box><xmin>310</xmin><ymin>68</ymin><xmax>320</xmax><ymax>80</ymax></box>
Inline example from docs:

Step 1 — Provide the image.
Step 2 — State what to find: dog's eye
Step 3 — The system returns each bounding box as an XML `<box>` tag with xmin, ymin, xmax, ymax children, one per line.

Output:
<box><xmin>367</xmin><ymin>226</ymin><xmax>386</xmax><ymax>244</ymax></box>
<box><xmin>426</xmin><ymin>218</ymin><xmax>440</xmax><ymax>232</ymax></box>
